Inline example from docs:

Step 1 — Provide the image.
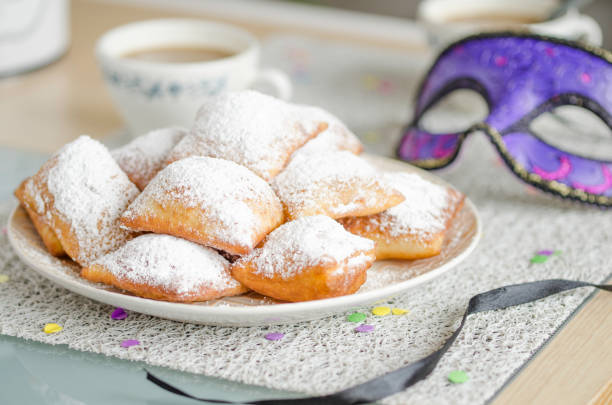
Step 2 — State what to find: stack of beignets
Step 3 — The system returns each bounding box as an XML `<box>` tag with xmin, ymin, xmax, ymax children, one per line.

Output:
<box><xmin>15</xmin><ymin>90</ymin><xmax>465</xmax><ymax>303</ymax></box>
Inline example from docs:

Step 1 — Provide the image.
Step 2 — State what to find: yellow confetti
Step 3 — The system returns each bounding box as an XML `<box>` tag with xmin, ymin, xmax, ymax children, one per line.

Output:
<box><xmin>363</xmin><ymin>131</ymin><xmax>381</xmax><ymax>143</ymax></box>
<box><xmin>362</xmin><ymin>74</ymin><xmax>379</xmax><ymax>90</ymax></box>
<box><xmin>43</xmin><ymin>323</ymin><xmax>63</xmax><ymax>334</ymax></box>
<box><xmin>0</xmin><ymin>274</ymin><xmax>9</xmax><ymax>283</ymax></box>
<box><xmin>392</xmin><ymin>308</ymin><xmax>409</xmax><ymax>316</ymax></box>
<box><xmin>372</xmin><ymin>306</ymin><xmax>391</xmax><ymax>316</ymax></box>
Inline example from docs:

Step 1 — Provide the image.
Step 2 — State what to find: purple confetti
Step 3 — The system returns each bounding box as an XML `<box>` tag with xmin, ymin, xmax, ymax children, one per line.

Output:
<box><xmin>537</xmin><ymin>250</ymin><xmax>554</xmax><ymax>256</ymax></box>
<box><xmin>111</xmin><ymin>307</ymin><xmax>128</xmax><ymax>320</ymax></box>
<box><xmin>355</xmin><ymin>324</ymin><xmax>375</xmax><ymax>333</ymax></box>
<box><xmin>264</xmin><ymin>332</ymin><xmax>284</xmax><ymax>341</ymax></box>
<box><xmin>121</xmin><ymin>339</ymin><xmax>140</xmax><ymax>348</ymax></box>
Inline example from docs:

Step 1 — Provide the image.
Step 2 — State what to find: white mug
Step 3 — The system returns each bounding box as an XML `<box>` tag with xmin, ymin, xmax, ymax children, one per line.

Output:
<box><xmin>96</xmin><ymin>19</ymin><xmax>292</xmax><ymax>135</ymax></box>
<box><xmin>418</xmin><ymin>0</ymin><xmax>602</xmax><ymax>48</ymax></box>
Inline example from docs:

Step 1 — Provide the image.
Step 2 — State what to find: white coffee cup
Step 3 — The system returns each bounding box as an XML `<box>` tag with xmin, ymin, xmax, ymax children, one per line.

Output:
<box><xmin>418</xmin><ymin>0</ymin><xmax>602</xmax><ymax>48</ymax></box>
<box><xmin>96</xmin><ymin>19</ymin><xmax>292</xmax><ymax>135</ymax></box>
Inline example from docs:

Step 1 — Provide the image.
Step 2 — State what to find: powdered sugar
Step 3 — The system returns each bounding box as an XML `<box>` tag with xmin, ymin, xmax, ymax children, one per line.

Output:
<box><xmin>369</xmin><ymin>173</ymin><xmax>455</xmax><ymax>239</ymax></box>
<box><xmin>239</xmin><ymin>215</ymin><xmax>374</xmax><ymax>280</ymax></box>
<box><xmin>112</xmin><ymin>127</ymin><xmax>186</xmax><ymax>189</ymax></box>
<box><xmin>122</xmin><ymin>156</ymin><xmax>282</xmax><ymax>248</ymax></box>
<box><xmin>43</xmin><ymin>136</ymin><xmax>139</xmax><ymax>265</ymax></box>
<box><xmin>290</xmin><ymin>107</ymin><xmax>362</xmax><ymax>160</ymax></box>
<box><xmin>166</xmin><ymin>90</ymin><xmax>326</xmax><ymax>181</ymax></box>
<box><xmin>94</xmin><ymin>234</ymin><xmax>241</xmax><ymax>296</ymax></box>
<box><xmin>272</xmin><ymin>151</ymin><xmax>393</xmax><ymax>218</ymax></box>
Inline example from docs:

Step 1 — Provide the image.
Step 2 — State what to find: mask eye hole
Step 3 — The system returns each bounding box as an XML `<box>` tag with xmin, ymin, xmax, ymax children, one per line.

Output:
<box><xmin>529</xmin><ymin>105</ymin><xmax>612</xmax><ymax>161</ymax></box>
<box><xmin>418</xmin><ymin>89</ymin><xmax>488</xmax><ymax>134</ymax></box>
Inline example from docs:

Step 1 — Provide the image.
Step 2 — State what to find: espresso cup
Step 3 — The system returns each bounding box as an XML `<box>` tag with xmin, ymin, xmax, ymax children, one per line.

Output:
<box><xmin>418</xmin><ymin>0</ymin><xmax>602</xmax><ymax>48</ymax></box>
<box><xmin>96</xmin><ymin>19</ymin><xmax>292</xmax><ymax>135</ymax></box>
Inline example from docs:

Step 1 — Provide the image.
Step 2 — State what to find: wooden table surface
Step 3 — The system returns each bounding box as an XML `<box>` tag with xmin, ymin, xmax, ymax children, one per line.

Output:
<box><xmin>1</xmin><ymin>1</ymin><xmax>611</xmax><ymax>404</ymax></box>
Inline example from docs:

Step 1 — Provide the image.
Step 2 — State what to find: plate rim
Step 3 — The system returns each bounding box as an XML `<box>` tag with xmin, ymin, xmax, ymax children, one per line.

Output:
<box><xmin>6</xmin><ymin>158</ymin><xmax>482</xmax><ymax>323</ymax></box>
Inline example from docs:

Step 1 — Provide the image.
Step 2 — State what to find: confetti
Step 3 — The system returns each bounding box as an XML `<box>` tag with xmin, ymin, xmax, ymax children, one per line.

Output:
<box><xmin>347</xmin><ymin>312</ymin><xmax>367</xmax><ymax>323</ymax></box>
<box><xmin>371</xmin><ymin>306</ymin><xmax>391</xmax><ymax>316</ymax></box>
<box><xmin>264</xmin><ymin>332</ymin><xmax>284</xmax><ymax>341</ymax></box>
<box><xmin>355</xmin><ymin>324</ymin><xmax>375</xmax><ymax>333</ymax></box>
<box><xmin>392</xmin><ymin>308</ymin><xmax>409</xmax><ymax>316</ymax></box>
<box><xmin>1</xmin><ymin>227</ymin><xmax>6</xmax><ymax>235</ymax></box>
<box><xmin>43</xmin><ymin>323</ymin><xmax>63</xmax><ymax>334</ymax></box>
<box><xmin>121</xmin><ymin>339</ymin><xmax>140</xmax><ymax>348</ymax></box>
<box><xmin>362</xmin><ymin>74</ymin><xmax>378</xmax><ymax>90</ymax></box>
<box><xmin>379</xmin><ymin>79</ymin><xmax>394</xmax><ymax>94</ymax></box>
<box><xmin>363</xmin><ymin>131</ymin><xmax>381</xmax><ymax>143</ymax></box>
<box><xmin>0</xmin><ymin>274</ymin><xmax>9</xmax><ymax>283</ymax></box>
<box><xmin>448</xmin><ymin>370</ymin><xmax>469</xmax><ymax>384</ymax></box>
<box><xmin>531</xmin><ymin>249</ymin><xmax>561</xmax><ymax>264</ymax></box>
<box><xmin>111</xmin><ymin>307</ymin><xmax>128</xmax><ymax>320</ymax></box>
<box><xmin>530</xmin><ymin>254</ymin><xmax>548</xmax><ymax>264</ymax></box>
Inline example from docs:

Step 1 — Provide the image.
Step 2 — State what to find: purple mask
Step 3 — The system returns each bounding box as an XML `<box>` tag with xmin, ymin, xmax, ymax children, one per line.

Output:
<box><xmin>398</xmin><ymin>33</ymin><xmax>612</xmax><ymax>207</ymax></box>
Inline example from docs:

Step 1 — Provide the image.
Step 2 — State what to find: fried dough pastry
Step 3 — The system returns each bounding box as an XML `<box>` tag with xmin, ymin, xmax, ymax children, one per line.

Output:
<box><xmin>165</xmin><ymin>90</ymin><xmax>328</xmax><ymax>181</ymax></box>
<box><xmin>112</xmin><ymin>126</ymin><xmax>186</xmax><ymax>190</ymax></box>
<box><xmin>289</xmin><ymin>107</ymin><xmax>362</xmax><ymax>160</ymax></box>
<box><xmin>120</xmin><ymin>156</ymin><xmax>284</xmax><ymax>255</ymax></box>
<box><xmin>82</xmin><ymin>234</ymin><xmax>247</xmax><ymax>302</ymax></box>
<box><xmin>272</xmin><ymin>151</ymin><xmax>405</xmax><ymax>221</ymax></box>
<box><xmin>15</xmin><ymin>179</ymin><xmax>65</xmax><ymax>257</ymax></box>
<box><xmin>231</xmin><ymin>215</ymin><xmax>375</xmax><ymax>302</ymax></box>
<box><xmin>14</xmin><ymin>136</ymin><xmax>140</xmax><ymax>265</ymax></box>
<box><xmin>339</xmin><ymin>173</ymin><xmax>465</xmax><ymax>260</ymax></box>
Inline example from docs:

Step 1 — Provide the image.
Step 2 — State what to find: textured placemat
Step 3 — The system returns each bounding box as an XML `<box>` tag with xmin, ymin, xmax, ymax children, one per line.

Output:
<box><xmin>1</xmin><ymin>35</ymin><xmax>611</xmax><ymax>404</ymax></box>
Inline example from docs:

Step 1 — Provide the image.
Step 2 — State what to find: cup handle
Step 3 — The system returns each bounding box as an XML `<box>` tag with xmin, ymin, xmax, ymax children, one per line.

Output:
<box><xmin>252</xmin><ymin>68</ymin><xmax>293</xmax><ymax>100</ymax></box>
<box><xmin>532</xmin><ymin>10</ymin><xmax>602</xmax><ymax>46</ymax></box>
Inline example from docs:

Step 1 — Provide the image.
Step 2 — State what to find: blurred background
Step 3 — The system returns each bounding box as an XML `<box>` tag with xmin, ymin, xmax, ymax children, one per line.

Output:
<box><xmin>313</xmin><ymin>0</ymin><xmax>612</xmax><ymax>47</ymax></box>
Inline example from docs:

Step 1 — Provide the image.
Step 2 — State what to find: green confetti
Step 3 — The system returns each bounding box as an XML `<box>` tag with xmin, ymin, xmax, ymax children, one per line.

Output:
<box><xmin>553</xmin><ymin>250</ymin><xmax>562</xmax><ymax>256</ymax></box>
<box><xmin>448</xmin><ymin>370</ymin><xmax>469</xmax><ymax>384</ymax></box>
<box><xmin>347</xmin><ymin>312</ymin><xmax>366</xmax><ymax>323</ymax></box>
<box><xmin>530</xmin><ymin>254</ymin><xmax>548</xmax><ymax>264</ymax></box>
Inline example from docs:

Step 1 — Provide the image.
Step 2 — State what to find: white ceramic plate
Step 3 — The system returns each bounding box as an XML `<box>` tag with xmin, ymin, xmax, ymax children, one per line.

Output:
<box><xmin>7</xmin><ymin>155</ymin><xmax>481</xmax><ymax>326</ymax></box>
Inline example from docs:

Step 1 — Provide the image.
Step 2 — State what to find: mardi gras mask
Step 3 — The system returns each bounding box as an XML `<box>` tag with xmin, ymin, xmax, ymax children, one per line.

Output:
<box><xmin>397</xmin><ymin>33</ymin><xmax>612</xmax><ymax>207</ymax></box>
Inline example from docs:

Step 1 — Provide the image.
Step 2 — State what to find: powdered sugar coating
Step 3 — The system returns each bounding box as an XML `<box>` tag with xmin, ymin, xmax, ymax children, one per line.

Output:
<box><xmin>272</xmin><ymin>151</ymin><xmax>394</xmax><ymax>218</ymax></box>
<box><xmin>166</xmin><ymin>90</ymin><xmax>326</xmax><ymax>181</ymax></box>
<box><xmin>94</xmin><ymin>234</ymin><xmax>241</xmax><ymax>296</ymax></box>
<box><xmin>41</xmin><ymin>136</ymin><xmax>139</xmax><ymax>265</ymax></box>
<box><xmin>121</xmin><ymin>156</ymin><xmax>282</xmax><ymax>248</ymax></box>
<box><xmin>112</xmin><ymin>127</ymin><xmax>186</xmax><ymax>189</ymax></box>
<box><xmin>290</xmin><ymin>108</ymin><xmax>362</xmax><ymax>160</ymax></box>
<box><xmin>239</xmin><ymin>215</ymin><xmax>374</xmax><ymax>280</ymax></box>
<box><xmin>369</xmin><ymin>173</ymin><xmax>455</xmax><ymax>239</ymax></box>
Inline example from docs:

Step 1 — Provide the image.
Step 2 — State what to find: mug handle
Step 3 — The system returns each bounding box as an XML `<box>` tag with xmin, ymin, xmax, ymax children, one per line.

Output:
<box><xmin>252</xmin><ymin>68</ymin><xmax>293</xmax><ymax>100</ymax></box>
<box><xmin>531</xmin><ymin>10</ymin><xmax>602</xmax><ymax>46</ymax></box>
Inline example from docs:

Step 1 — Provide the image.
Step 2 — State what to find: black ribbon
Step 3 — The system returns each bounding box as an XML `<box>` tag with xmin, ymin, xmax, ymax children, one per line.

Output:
<box><xmin>145</xmin><ymin>279</ymin><xmax>611</xmax><ymax>404</ymax></box>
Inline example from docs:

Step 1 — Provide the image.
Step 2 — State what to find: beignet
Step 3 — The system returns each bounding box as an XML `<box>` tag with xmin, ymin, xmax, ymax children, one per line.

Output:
<box><xmin>120</xmin><ymin>156</ymin><xmax>284</xmax><ymax>255</ymax></box>
<box><xmin>231</xmin><ymin>215</ymin><xmax>375</xmax><ymax>302</ymax></box>
<box><xmin>14</xmin><ymin>136</ymin><xmax>140</xmax><ymax>265</ymax></box>
<box><xmin>272</xmin><ymin>151</ymin><xmax>405</xmax><ymax>220</ymax></box>
<box><xmin>289</xmin><ymin>107</ymin><xmax>362</xmax><ymax>160</ymax></box>
<box><xmin>15</xmin><ymin>179</ymin><xmax>65</xmax><ymax>257</ymax></box>
<box><xmin>82</xmin><ymin>234</ymin><xmax>246</xmax><ymax>302</ymax></box>
<box><xmin>112</xmin><ymin>126</ymin><xmax>186</xmax><ymax>190</ymax></box>
<box><xmin>339</xmin><ymin>173</ymin><xmax>465</xmax><ymax>260</ymax></box>
<box><xmin>165</xmin><ymin>90</ymin><xmax>328</xmax><ymax>181</ymax></box>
